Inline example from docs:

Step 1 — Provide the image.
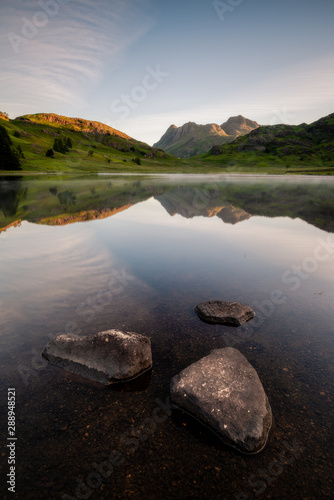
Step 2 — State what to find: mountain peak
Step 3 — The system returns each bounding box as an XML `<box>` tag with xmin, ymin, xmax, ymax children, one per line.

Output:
<box><xmin>221</xmin><ymin>115</ymin><xmax>259</xmax><ymax>137</ymax></box>
<box><xmin>153</xmin><ymin>115</ymin><xmax>259</xmax><ymax>158</ymax></box>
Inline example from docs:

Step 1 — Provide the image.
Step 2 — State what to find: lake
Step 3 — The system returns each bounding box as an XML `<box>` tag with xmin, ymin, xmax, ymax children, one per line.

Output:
<box><xmin>0</xmin><ymin>174</ymin><xmax>333</xmax><ymax>500</ymax></box>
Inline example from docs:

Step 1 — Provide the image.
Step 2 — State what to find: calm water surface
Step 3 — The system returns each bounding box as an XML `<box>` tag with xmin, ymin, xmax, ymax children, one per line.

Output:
<box><xmin>0</xmin><ymin>174</ymin><xmax>333</xmax><ymax>499</ymax></box>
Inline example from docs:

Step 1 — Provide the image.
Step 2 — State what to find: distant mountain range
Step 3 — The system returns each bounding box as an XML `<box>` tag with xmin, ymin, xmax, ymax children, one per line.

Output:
<box><xmin>1</xmin><ymin>110</ymin><xmax>333</xmax><ymax>174</ymax></box>
<box><xmin>153</xmin><ymin>115</ymin><xmax>259</xmax><ymax>158</ymax></box>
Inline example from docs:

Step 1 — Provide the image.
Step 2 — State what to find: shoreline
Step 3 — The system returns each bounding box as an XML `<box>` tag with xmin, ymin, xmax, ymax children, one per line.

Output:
<box><xmin>1</xmin><ymin>171</ymin><xmax>334</xmax><ymax>181</ymax></box>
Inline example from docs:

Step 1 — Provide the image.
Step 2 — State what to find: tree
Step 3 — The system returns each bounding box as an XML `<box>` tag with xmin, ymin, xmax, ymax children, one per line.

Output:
<box><xmin>53</xmin><ymin>138</ymin><xmax>67</xmax><ymax>154</ymax></box>
<box><xmin>46</xmin><ymin>148</ymin><xmax>54</xmax><ymax>158</ymax></box>
<box><xmin>88</xmin><ymin>149</ymin><xmax>94</xmax><ymax>157</ymax></box>
<box><xmin>0</xmin><ymin>125</ymin><xmax>21</xmax><ymax>170</ymax></box>
<box><xmin>66</xmin><ymin>137</ymin><xmax>72</xmax><ymax>149</ymax></box>
<box><xmin>132</xmin><ymin>157</ymin><xmax>141</xmax><ymax>165</ymax></box>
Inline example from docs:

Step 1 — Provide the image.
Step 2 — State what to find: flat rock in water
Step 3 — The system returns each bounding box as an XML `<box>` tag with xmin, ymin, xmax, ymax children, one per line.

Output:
<box><xmin>194</xmin><ymin>300</ymin><xmax>254</xmax><ymax>326</ymax></box>
<box><xmin>170</xmin><ymin>347</ymin><xmax>272</xmax><ymax>454</ymax></box>
<box><xmin>42</xmin><ymin>329</ymin><xmax>152</xmax><ymax>385</ymax></box>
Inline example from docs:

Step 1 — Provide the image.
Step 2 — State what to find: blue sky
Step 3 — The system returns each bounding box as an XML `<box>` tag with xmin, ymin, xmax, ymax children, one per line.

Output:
<box><xmin>0</xmin><ymin>0</ymin><xmax>333</xmax><ymax>145</ymax></box>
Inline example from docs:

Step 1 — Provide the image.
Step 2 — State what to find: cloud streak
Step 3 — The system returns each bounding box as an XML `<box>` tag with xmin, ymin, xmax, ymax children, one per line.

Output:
<box><xmin>0</xmin><ymin>0</ymin><xmax>154</xmax><ymax>115</ymax></box>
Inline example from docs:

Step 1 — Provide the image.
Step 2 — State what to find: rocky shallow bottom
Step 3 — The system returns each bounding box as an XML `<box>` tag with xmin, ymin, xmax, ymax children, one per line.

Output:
<box><xmin>1</xmin><ymin>307</ymin><xmax>332</xmax><ymax>500</ymax></box>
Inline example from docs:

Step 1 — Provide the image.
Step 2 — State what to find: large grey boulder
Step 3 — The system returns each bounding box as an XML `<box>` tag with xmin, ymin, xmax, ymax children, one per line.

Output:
<box><xmin>194</xmin><ymin>300</ymin><xmax>254</xmax><ymax>326</ymax></box>
<box><xmin>42</xmin><ymin>330</ymin><xmax>152</xmax><ymax>385</ymax></box>
<box><xmin>170</xmin><ymin>348</ymin><xmax>272</xmax><ymax>454</ymax></box>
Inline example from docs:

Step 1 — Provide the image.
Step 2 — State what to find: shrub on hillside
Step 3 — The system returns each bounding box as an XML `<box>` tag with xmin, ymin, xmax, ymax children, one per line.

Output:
<box><xmin>46</xmin><ymin>148</ymin><xmax>54</xmax><ymax>158</ymax></box>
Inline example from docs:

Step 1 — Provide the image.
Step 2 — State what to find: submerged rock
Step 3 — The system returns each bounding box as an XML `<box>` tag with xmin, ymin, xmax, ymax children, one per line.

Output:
<box><xmin>194</xmin><ymin>300</ymin><xmax>254</xmax><ymax>326</ymax></box>
<box><xmin>170</xmin><ymin>348</ymin><xmax>272</xmax><ymax>454</ymax></box>
<box><xmin>42</xmin><ymin>329</ymin><xmax>152</xmax><ymax>385</ymax></box>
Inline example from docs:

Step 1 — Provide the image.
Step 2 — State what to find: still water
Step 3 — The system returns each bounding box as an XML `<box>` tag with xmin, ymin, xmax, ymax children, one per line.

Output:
<box><xmin>0</xmin><ymin>174</ymin><xmax>333</xmax><ymax>499</ymax></box>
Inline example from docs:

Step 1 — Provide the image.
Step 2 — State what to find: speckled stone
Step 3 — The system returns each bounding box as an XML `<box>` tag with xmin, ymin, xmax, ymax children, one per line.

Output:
<box><xmin>194</xmin><ymin>300</ymin><xmax>255</xmax><ymax>326</ymax></box>
<box><xmin>170</xmin><ymin>347</ymin><xmax>272</xmax><ymax>454</ymax></box>
<box><xmin>42</xmin><ymin>329</ymin><xmax>152</xmax><ymax>385</ymax></box>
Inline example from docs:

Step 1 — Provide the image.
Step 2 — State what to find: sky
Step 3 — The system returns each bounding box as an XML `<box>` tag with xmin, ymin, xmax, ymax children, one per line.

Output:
<box><xmin>0</xmin><ymin>0</ymin><xmax>333</xmax><ymax>145</ymax></box>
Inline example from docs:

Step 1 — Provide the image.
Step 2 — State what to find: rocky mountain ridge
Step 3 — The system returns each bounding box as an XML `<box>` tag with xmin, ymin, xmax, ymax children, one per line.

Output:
<box><xmin>154</xmin><ymin>115</ymin><xmax>259</xmax><ymax>158</ymax></box>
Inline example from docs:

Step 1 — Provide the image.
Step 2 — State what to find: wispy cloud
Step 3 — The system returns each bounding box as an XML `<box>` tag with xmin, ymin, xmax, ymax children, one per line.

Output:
<box><xmin>0</xmin><ymin>0</ymin><xmax>154</xmax><ymax>116</ymax></box>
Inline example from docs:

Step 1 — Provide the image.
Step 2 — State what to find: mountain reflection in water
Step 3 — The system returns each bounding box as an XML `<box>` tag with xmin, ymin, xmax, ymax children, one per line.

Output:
<box><xmin>0</xmin><ymin>174</ymin><xmax>333</xmax><ymax>232</ymax></box>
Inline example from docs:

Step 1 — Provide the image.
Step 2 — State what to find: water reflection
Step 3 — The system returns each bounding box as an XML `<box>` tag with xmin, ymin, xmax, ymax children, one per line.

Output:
<box><xmin>0</xmin><ymin>174</ymin><xmax>333</xmax><ymax>233</ymax></box>
<box><xmin>0</xmin><ymin>174</ymin><xmax>333</xmax><ymax>500</ymax></box>
<box><xmin>0</xmin><ymin>176</ymin><xmax>26</xmax><ymax>218</ymax></box>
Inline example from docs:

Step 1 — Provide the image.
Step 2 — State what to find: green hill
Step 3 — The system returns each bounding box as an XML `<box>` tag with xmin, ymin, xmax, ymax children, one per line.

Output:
<box><xmin>0</xmin><ymin>112</ymin><xmax>176</xmax><ymax>173</ymax></box>
<box><xmin>201</xmin><ymin>113</ymin><xmax>334</xmax><ymax>174</ymax></box>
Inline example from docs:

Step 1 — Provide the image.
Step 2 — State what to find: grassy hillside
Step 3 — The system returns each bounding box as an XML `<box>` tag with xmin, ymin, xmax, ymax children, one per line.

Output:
<box><xmin>198</xmin><ymin>113</ymin><xmax>334</xmax><ymax>175</ymax></box>
<box><xmin>0</xmin><ymin>113</ymin><xmax>180</xmax><ymax>173</ymax></box>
